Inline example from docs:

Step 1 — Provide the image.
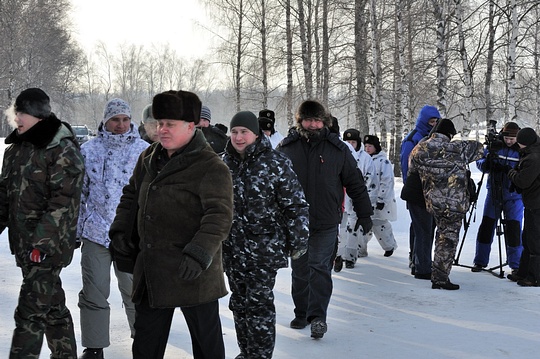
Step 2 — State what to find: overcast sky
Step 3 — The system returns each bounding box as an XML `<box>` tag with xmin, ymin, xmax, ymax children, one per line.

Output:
<box><xmin>69</xmin><ymin>0</ymin><xmax>213</xmax><ymax>56</ymax></box>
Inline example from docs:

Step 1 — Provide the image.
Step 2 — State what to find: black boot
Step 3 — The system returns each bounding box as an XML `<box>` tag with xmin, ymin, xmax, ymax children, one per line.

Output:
<box><xmin>79</xmin><ymin>348</ymin><xmax>104</xmax><ymax>359</ymax></box>
<box><xmin>333</xmin><ymin>256</ymin><xmax>343</xmax><ymax>272</ymax></box>
<box><xmin>432</xmin><ymin>281</ymin><xmax>460</xmax><ymax>290</ymax></box>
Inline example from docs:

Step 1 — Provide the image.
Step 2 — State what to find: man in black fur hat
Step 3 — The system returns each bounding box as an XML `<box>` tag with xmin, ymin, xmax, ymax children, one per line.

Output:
<box><xmin>277</xmin><ymin>99</ymin><xmax>373</xmax><ymax>339</ymax></box>
<box><xmin>0</xmin><ymin>88</ymin><xmax>84</xmax><ymax>358</ymax></box>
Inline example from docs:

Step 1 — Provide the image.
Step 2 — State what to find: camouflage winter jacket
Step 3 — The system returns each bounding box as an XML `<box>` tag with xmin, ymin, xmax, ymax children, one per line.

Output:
<box><xmin>222</xmin><ymin>134</ymin><xmax>309</xmax><ymax>270</ymax></box>
<box><xmin>77</xmin><ymin>122</ymin><xmax>149</xmax><ymax>248</ymax></box>
<box><xmin>409</xmin><ymin>133</ymin><xmax>483</xmax><ymax>216</ymax></box>
<box><xmin>0</xmin><ymin>122</ymin><xmax>84</xmax><ymax>267</ymax></box>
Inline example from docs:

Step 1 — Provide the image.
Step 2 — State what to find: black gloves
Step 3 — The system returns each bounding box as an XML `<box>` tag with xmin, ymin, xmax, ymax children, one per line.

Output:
<box><xmin>354</xmin><ymin>217</ymin><xmax>373</xmax><ymax>234</ymax></box>
<box><xmin>376</xmin><ymin>202</ymin><xmax>385</xmax><ymax>211</ymax></box>
<box><xmin>179</xmin><ymin>254</ymin><xmax>203</xmax><ymax>281</ymax></box>
<box><xmin>110</xmin><ymin>233</ymin><xmax>135</xmax><ymax>257</ymax></box>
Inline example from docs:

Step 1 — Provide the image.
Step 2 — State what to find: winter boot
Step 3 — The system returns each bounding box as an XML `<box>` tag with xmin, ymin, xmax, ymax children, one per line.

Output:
<box><xmin>290</xmin><ymin>317</ymin><xmax>307</xmax><ymax>329</ymax></box>
<box><xmin>432</xmin><ymin>280</ymin><xmax>460</xmax><ymax>290</ymax></box>
<box><xmin>79</xmin><ymin>348</ymin><xmax>103</xmax><ymax>359</ymax></box>
<box><xmin>334</xmin><ymin>256</ymin><xmax>343</xmax><ymax>272</ymax></box>
<box><xmin>310</xmin><ymin>318</ymin><xmax>327</xmax><ymax>339</ymax></box>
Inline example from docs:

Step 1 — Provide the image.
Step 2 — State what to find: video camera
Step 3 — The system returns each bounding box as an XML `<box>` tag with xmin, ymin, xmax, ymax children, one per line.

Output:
<box><xmin>485</xmin><ymin>120</ymin><xmax>504</xmax><ymax>152</ymax></box>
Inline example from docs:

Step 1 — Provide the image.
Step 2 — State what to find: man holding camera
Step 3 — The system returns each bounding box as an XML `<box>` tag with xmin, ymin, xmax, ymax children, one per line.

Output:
<box><xmin>471</xmin><ymin>122</ymin><xmax>523</xmax><ymax>277</ymax></box>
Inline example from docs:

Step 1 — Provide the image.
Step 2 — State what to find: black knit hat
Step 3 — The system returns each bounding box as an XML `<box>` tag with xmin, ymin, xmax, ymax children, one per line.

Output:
<box><xmin>14</xmin><ymin>88</ymin><xmax>51</xmax><ymax>119</ymax></box>
<box><xmin>501</xmin><ymin>122</ymin><xmax>520</xmax><ymax>137</ymax></box>
<box><xmin>230</xmin><ymin>111</ymin><xmax>259</xmax><ymax>134</ymax></box>
<box><xmin>364</xmin><ymin>135</ymin><xmax>382</xmax><ymax>153</ymax></box>
<box><xmin>516</xmin><ymin>127</ymin><xmax>538</xmax><ymax>146</ymax></box>
<box><xmin>152</xmin><ymin>90</ymin><xmax>201</xmax><ymax>125</ymax></box>
<box><xmin>434</xmin><ymin>118</ymin><xmax>457</xmax><ymax>139</ymax></box>
<box><xmin>344</xmin><ymin>129</ymin><xmax>361</xmax><ymax>142</ymax></box>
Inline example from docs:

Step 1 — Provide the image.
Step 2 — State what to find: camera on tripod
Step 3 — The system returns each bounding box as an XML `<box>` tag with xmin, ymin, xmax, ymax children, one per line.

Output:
<box><xmin>485</xmin><ymin>120</ymin><xmax>504</xmax><ymax>152</ymax></box>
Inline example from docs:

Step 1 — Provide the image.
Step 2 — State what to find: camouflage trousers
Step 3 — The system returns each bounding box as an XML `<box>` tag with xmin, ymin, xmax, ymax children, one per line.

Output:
<box><xmin>226</xmin><ymin>267</ymin><xmax>278</xmax><ymax>359</ymax></box>
<box><xmin>432</xmin><ymin>211</ymin><xmax>465</xmax><ymax>283</ymax></box>
<box><xmin>10</xmin><ymin>264</ymin><xmax>77</xmax><ymax>359</ymax></box>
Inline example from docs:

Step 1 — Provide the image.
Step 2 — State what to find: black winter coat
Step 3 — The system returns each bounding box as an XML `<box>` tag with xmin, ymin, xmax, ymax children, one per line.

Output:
<box><xmin>508</xmin><ymin>139</ymin><xmax>540</xmax><ymax>210</ymax></box>
<box><xmin>277</xmin><ymin>127</ymin><xmax>372</xmax><ymax>228</ymax></box>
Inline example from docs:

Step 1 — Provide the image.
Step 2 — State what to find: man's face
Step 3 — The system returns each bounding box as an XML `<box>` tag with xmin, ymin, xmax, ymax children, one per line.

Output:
<box><xmin>14</xmin><ymin>112</ymin><xmax>41</xmax><ymax>134</ymax></box>
<box><xmin>428</xmin><ymin>118</ymin><xmax>438</xmax><ymax>127</ymax></box>
<box><xmin>504</xmin><ymin>136</ymin><xmax>517</xmax><ymax>147</ymax></box>
<box><xmin>157</xmin><ymin>119</ymin><xmax>195</xmax><ymax>155</ymax></box>
<box><xmin>144</xmin><ymin>121</ymin><xmax>159</xmax><ymax>142</ymax></box>
<box><xmin>231</xmin><ymin>126</ymin><xmax>258</xmax><ymax>156</ymax></box>
<box><xmin>197</xmin><ymin>118</ymin><xmax>210</xmax><ymax>128</ymax></box>
<box><xmin>301</xmin><ymin>118</ymin><xmax>325</xmax><ymax>132</ymax></box>
<box><xmin>346</xmin><ymin>139</ymin><xmax>358</xmax><ymax>151</ymax></box>
<box><xmin>105</xmin><ymin>115</ymin><xmax>131</xmax><ymax>134</ymax></box>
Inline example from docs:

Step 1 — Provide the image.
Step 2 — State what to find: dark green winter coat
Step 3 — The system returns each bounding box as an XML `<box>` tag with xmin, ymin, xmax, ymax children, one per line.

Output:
<box><xmin>110</xmin><ymin>129</ymin><xmax>233</xmax><ymax>308</ymax></box>
<box><xmin>0</xmin><ymin>120</ymin><xmax>84</xmax><ymax>268</ymax></box>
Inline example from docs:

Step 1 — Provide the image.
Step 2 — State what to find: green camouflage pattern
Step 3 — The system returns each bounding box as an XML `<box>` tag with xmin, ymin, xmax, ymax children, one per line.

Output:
<box><xmin>10</xmin><ymin>265</ymin><xmax>77</xmax><ymax>358</ymax></box>
<box><xmin>0</xmin><ymin>124</ymin><xmax>84</xmax><ymax>268</ymax></box>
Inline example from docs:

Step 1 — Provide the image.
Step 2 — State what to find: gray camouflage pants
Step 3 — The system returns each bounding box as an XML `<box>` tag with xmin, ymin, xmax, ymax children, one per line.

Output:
<box><xmin>432</xmin><ymin>211</ymin><xmax>464</xmax><ymax>283</ymax></box>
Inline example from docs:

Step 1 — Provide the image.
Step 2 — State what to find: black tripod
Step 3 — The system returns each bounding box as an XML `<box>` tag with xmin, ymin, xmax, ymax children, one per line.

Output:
<box><xmin>454</xmin><ymin>160</ymin><xmax>508</xmax><ymax>278</ymax></box>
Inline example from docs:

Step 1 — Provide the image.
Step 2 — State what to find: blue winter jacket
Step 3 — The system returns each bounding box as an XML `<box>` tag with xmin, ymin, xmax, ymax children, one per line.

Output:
<box><xmin>400</xmin><ymin>105</ymin><xmax>441</xmax><ymax>182</ymax></box>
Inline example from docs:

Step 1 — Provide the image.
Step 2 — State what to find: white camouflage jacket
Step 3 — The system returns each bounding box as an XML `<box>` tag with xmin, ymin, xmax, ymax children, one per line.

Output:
<box><xmin>77</xmin><ymin>123</ymin><xmax>149</xmax><ymax>247</ymax></box>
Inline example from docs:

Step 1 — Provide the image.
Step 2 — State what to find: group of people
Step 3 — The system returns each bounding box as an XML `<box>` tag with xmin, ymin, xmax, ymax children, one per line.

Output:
<box><xmin>2</xmin><ymin>87</ymin><xmax>540</xmax><ymax>359</ymax></box>
<box><xmin>400</xmin><ymin>105</ymin><xmax>540</xmax><ymax>291</ymax></box>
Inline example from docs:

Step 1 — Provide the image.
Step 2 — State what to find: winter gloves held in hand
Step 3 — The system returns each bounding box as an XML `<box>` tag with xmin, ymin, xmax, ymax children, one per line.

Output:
<box><xmin>354</xmin><ymin>217</ymin><xmax>373</xmax><ymax>234</ymax></box>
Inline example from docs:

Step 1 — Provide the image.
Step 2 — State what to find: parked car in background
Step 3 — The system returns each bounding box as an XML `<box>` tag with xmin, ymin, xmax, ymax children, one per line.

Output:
<box><xmin>72</xmin><ymin>125</ymin><xmax>91</xmax><ymax>144</ymax></box>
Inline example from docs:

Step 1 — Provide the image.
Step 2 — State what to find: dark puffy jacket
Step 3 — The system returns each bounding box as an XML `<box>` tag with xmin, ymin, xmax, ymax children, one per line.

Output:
<box><xmin>508</xmin><ymin>139</ymin><xmax>540</xmax><ymax>209</ymax></box>
<box><xmin>0</xmin><ymin>123</ymin><xmax>84</xmax><ymax>267</ymax></box>
<box><xmin>110</xmin><ymin>129</ymin><xmax>233</xmax><ymax>308</ymax></box>
<box><xmin>222</xmin><ymin>134</ymin><xmax>309</xmax><ymax>270</ymax></box>
<box><xmin>277</xmin><ymin>127</ymin><xmax>372</xmax><ymax>228</ymax></box>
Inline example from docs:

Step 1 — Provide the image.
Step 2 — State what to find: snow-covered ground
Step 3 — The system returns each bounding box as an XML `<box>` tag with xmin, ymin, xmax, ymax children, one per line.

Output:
<box><xmin>0</xmin><ymin>144</ymin><xmax>538</xmax><ymax>358</ymax></box>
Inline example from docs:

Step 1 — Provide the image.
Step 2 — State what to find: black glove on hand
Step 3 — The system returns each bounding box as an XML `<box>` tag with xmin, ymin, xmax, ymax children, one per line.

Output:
<box><xmin>179</xmin><ymin>255</ymin><xmax>203</xmax><ymax>281</ymax></box>
<box><xmin>354</xmin><ymin>217</ymin><xmax>373</xmax><ymax>234</ymax></box>
<box><xmin>376</xmin><ymin>202</ymin><xmax>385</xmax><ymax>211</ymax></box>
<box><xmin>110</xmin><ymin>233</ymin><xmax>134</xmax><ymax>257</ymax></box>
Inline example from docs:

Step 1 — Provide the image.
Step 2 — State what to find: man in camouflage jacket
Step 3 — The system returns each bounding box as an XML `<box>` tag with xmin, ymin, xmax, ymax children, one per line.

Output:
<box><xmin>0</xmin><ymin>88</ymin><xmax>84</xmax><ymax>358</ymax></box>
<box><xmin>409</xmin><ymin>118</ymin><xmax>483</xmax><ymax>290</ymax></box>
<box><xmin>222</xmin><ymin>111</ymin><xmax>309</xmax><ymax>358</ymax></box>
